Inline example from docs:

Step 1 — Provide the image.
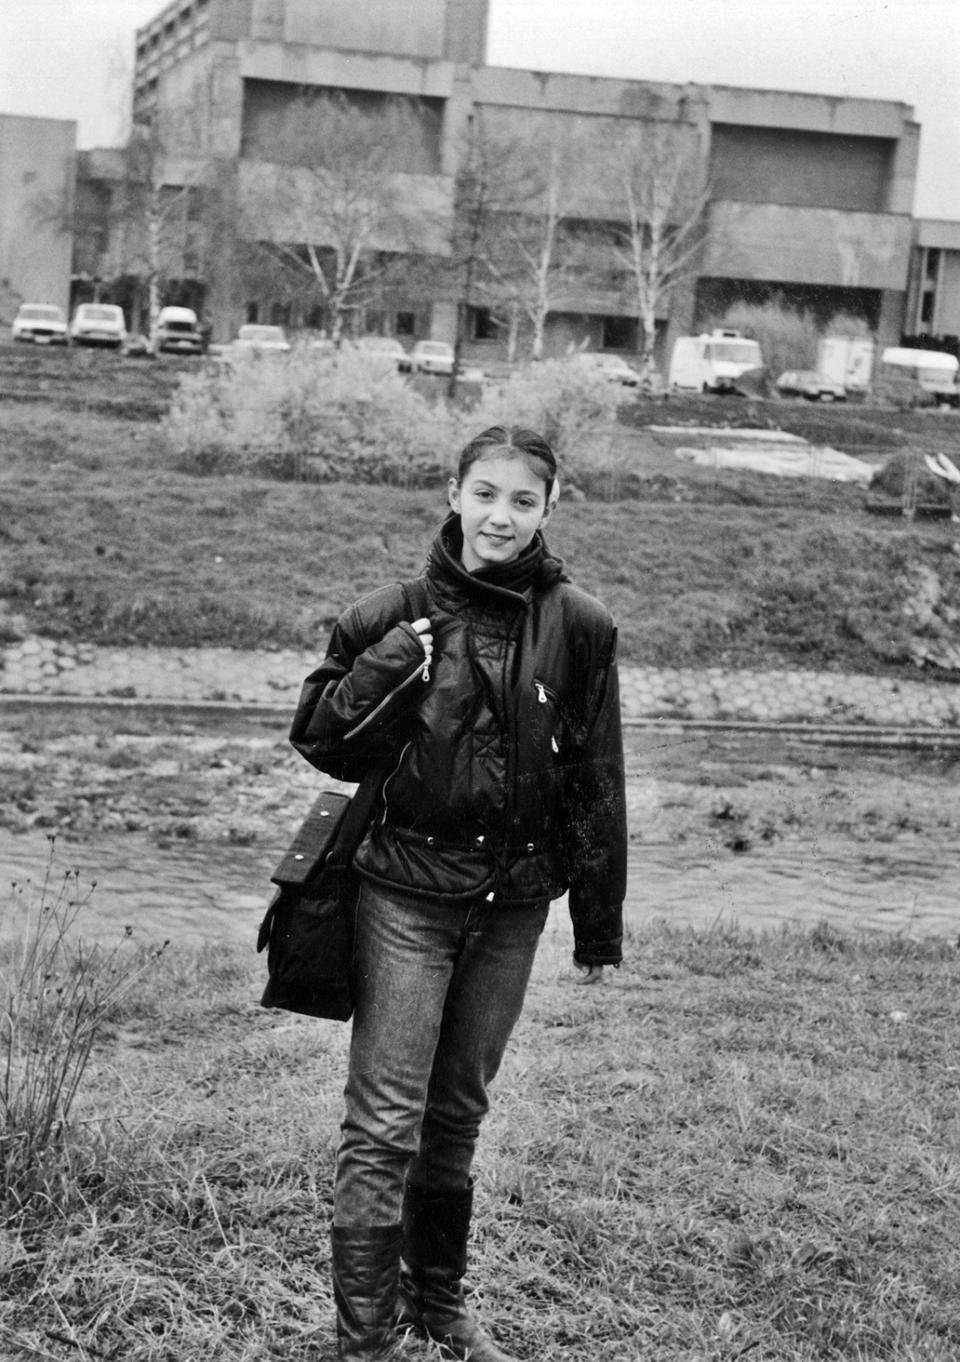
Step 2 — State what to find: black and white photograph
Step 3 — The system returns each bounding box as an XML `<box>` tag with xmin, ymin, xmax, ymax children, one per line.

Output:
<box><xmin>2</xmin><ymin>2</ymin><xmax>959</xmax><ymax>1358</ymax></box>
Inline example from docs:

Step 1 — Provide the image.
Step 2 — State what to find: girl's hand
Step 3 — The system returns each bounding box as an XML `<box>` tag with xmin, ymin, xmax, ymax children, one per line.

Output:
<box><xmin>411</xmin><ymin>617</ymin><xmax>433</xmax><ymax>668</ymax></box>
<box><xmin>572</xmin><ymin>962</ymin><xmax>604</xmax><ymax>986</ymax></box>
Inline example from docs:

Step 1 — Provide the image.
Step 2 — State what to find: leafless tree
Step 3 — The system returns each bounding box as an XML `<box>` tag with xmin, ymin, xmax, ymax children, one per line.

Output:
<box><xmin>445</xmin><ymin>111</ymin><xmax>540</xmax><ymax>385</ymax></box>
<box><xmin>242</xmin><ymin>92</ymin><xmax>435</xmax><ymax>344</ymax></box>
<box><xmin>606</xmin><ymin>119</ymin><xmax>709</xmax><ymax>372</ymax></box>
<box><xmin>67</xmin><ymin>80</ymin><xmax>233</xmax><ymax>337</ymax></box>
<box><xmin>489</xmin><ymin>121</ymin><xmax>588</xmax><ymax>361</ymax></box>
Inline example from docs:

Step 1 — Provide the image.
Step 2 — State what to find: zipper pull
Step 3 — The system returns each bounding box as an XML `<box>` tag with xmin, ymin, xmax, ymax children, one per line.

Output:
<box><xmin>535</xmin><ymin>681</ymin><xmax>547</xmax><ymax>704</ymax></box>
<box><xmin>421</xmin><ymin>661</ymin><xmax>431</xmax><ymax>683</ymax></box>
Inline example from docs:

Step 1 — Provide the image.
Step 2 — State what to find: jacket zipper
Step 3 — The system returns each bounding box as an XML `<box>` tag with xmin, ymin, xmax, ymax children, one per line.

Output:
<box><xmin>344</xmin><ymin>660</ymin><xmax>427</xmax><ymax>744</ymax></box>
<box><xmin>535</xmin><ymin>679</ymin><xmax>561</xmax><ymax>753</ymax></box>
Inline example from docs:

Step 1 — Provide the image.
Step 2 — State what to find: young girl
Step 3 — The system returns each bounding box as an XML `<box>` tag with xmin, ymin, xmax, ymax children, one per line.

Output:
<box><xmin>290</xmin><ymin>424</ymin><xmax>626</xmax><ymax>1362</ymax></box>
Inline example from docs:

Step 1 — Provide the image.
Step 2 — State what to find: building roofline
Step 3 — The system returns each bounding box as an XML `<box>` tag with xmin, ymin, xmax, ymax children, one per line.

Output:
<box><xmin>478</xmin><ymin>62</ymin><xmax>914</xmax><ymax>120</ymax></box>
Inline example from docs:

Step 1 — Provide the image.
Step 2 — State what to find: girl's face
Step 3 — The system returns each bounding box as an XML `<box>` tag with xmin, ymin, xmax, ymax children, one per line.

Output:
<box><xmin>448</xmin><ymin>453</ymin><xmax>554</xmax><ymax>572</ymax></box>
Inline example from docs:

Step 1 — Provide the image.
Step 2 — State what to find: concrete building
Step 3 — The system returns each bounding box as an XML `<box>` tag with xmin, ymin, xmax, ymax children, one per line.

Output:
<box><xmin>120</xmin><ymin>0</ymin><xmax>922</xmax><ymax>359</ymax></box>
<box><xmin>0</xmin><ymin>114</ymin><xmax>76</xmax><ymax>327</ymax></box>
<box><xmin>904</xmin><ymin>219</ymin><xmax>960</xmax><ymax>353</ymax></box>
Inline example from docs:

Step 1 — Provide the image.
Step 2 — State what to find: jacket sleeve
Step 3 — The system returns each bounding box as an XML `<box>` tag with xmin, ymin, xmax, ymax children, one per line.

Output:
<box><xmin>562</xmin><ymin>627</ymin><xmax>627</xmax><ymax>967</ymax></box>
<box><xmin>289</xmin><ymin>596</ymin><xmax>429</xmax><ymax>782</ymax></box>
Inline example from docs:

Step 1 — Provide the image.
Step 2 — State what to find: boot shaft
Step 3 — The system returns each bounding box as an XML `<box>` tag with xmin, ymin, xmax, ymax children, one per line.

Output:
<box><xmin>400</xmin><ymin>1181</ymin><xmax>472</xmax><ymax>1278</ymax></box>
<box><xmin>331</xmin><ymin>1224</ymin><xmax>404</xmax><ymax>1362</ymax></box>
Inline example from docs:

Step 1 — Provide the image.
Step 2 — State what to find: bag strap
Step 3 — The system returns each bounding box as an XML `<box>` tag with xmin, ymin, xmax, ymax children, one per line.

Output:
<box><xmin>325</xmin><ymin>577</ymin><xmax>430</xmax><ymax>868</ymax></box>
<box><xmin>400</xmin><ymin>576</ymin><xmax>430</xmax><ymax>621</ymax></box>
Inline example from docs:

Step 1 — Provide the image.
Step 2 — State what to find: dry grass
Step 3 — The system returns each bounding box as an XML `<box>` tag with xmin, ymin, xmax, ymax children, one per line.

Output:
<box><xmin>3</xmin><ymin>396</ymin><xmax>960</xmax><ymax>672</ymax></box>
<box><xmin>4</xmin><ymin>344</ymin><xmax>960</xmax><ymax>672</ymax></box>
<box><xmin>2</xmin><ymin>869</ymin><xmax>958</xmax><ymax>1361</ymax></box>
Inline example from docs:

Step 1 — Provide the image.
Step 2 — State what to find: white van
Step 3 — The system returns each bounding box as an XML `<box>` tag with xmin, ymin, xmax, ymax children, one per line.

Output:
<box><xmin>669</xmin><ymin>330</ymin><xmax>764</xmax><ymax>393</ymax></box>
<box><xmin>877</xmin><ymin>347</ymin><xmax>959</xmax><ymax>407</ymax></box>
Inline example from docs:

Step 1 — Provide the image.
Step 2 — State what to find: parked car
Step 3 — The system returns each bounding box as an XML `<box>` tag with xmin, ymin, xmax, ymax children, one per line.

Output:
<box><xmin>410</xmin><ymin>340</ymin><xmax>455</xmax><ymax>376</ymax></box>
<box><xmin>11</xmin><ymin>303</ymin><xmax>68</xmax><ymax>346</ymax></box>
<box><xmin>70</xmin><ymin>303</ymin><xmax>126</xmax><ymax>349</ymax></box>
<box><xmin>776</xmin><ymin>369</ymin><xmax>847</xmax><ymax>402</ymax></box>
<box><xmin>153</xmin><ymin>305</ymin><xmax>204</xmax><ymax>355</ymax></box>
<box><xmin>574</xmin><ymin>351</ymin><xmax>640</xmax><ymax>387</ymax></box>
<box><xmin>355</xmin><ymin>335</ymin><xmax>411</xmax><ymax>372</ymax></box>
<box><xmin>232</xmin><ymin>324</ymin><xmax>291</xmax><ymax>353</ymax></box>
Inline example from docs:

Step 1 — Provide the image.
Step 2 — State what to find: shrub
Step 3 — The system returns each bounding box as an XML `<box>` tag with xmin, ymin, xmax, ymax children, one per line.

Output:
<box><xmin>705</xmin><ymin>300</ymin><xmax>823</xmax><ymax>377</ymax></box>
<box><xmin>164</xmin><ymin>348</ymin><xmax>457</xmax><ymax>486</ymax></box>
<box><xmin>457</xmin><ymin>358</ymin><xmax>621</xmax><ymax>487</ymax></box>
<box><xmin>0</xmin><ymin>843</ymin><xmax>166</xmax><ymax>1219</ymax></box>
<box><xmin>165</xmin><ymin>350</ymin><xmax>623</xmax><ymax>494</ymax></box>
<box><xmin>705</xmin><ymin>302</ymin><xmax>874</xmax><ymax>380</ymax></box>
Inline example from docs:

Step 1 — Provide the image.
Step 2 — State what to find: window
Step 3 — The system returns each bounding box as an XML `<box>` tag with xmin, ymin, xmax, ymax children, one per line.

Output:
<box><xmin>469</xmin><ymin>307</ymin><xmax>497</xmax><ymax>341</ymax></box>
<box><xmin>396</xmin><ymin>311</ymin><xmax>416</xmax><ymax>337</ymax></box>
<box><xmin>601</xmin><ymin>315</ymin><xmax>636</xmax><ymax>350</ymax></box>
<box><xmin>245</xmin><ymin>302</ymin><xmax>259</xmax><ymax>323</ymax></box>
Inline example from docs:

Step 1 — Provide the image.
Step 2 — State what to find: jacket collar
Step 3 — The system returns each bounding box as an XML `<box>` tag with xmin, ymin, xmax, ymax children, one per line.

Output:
<box><xmin>427</xmin><ymin>514</ymin><xmax>565</xmax><ymax>608</ymax></box>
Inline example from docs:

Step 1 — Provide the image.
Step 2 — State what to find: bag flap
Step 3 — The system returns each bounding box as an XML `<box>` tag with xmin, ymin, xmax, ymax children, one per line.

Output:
<box><xmin>271</xmin><ymin>789</ymin><xmax>352</xmax><ymax>887</ymax></box>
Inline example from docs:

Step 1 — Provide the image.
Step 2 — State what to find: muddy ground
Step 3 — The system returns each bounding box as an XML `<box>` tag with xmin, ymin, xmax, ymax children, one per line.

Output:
<box><xmin>2</xmin><ymin>702</ymin><xmax>958</xmax><ymax>944</ymax></box>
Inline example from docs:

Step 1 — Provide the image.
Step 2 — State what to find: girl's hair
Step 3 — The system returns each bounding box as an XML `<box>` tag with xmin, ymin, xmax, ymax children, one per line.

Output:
<box><xmin>456</xmin><ymin>425</ymin><xmax>557</xmax><ymax>500</ymax></box>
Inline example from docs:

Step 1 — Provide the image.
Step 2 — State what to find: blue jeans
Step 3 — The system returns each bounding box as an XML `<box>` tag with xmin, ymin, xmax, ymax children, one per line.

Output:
<box><xmin>333</xmin><ymin>880</ymin><xmax>549</xmax><ymax>1227</ymax></box>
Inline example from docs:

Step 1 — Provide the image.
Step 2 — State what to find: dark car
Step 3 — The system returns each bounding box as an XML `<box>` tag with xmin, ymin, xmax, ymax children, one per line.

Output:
<box><xmin>776</xmin><ymin>369</ymin><xmax>847</xmax><ymax>402</ymax></box>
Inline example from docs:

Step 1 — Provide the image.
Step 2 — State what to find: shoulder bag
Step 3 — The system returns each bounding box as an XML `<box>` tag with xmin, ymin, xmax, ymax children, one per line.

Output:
<box><xmin>256</xmin><ymin>578</ymin><xmax>429</xmax><ymax>1020</ymax></box>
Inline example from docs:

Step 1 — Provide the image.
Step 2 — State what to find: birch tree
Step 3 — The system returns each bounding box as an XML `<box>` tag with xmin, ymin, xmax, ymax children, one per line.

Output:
<box><xmin>83</xmin><ymin>88</ymin><xmax>229</xmax><ymax>337</ymax></box>
<box><xmin>607</xmin><ymin>120</ymin><xmax>709</xmax><ymax>372</ymax></box>
<box><xmin>244</xmin><ymin>93</ymin><xmax>429</xmax><ymax>344</ymax></box>
<box><xmin>495</xmin><ymin>124</ymin><xmax>586</xmax><ymax>361</ymax></box>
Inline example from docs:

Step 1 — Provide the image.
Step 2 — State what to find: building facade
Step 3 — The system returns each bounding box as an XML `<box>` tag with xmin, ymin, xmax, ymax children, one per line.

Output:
<box><xmin>0</xmin><ymin>114</ymin><xmax>76</xmax><ymax>326</ymax></box>
<box><xmin>96</xmin><ymin>0</ymin><xmax>926</xmax><ymax>358</ymax></box>
<box><xmin>904</xmin><ymin>219</ymin><xmax>960</xmax><ymax>355</ymax></box>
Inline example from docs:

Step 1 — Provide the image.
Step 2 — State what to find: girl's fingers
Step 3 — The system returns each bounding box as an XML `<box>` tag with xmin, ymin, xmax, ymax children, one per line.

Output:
<box><xmin>409</xmin><ymin>618</ymin><xmax>433</xmax><ymax>658</ymax></box>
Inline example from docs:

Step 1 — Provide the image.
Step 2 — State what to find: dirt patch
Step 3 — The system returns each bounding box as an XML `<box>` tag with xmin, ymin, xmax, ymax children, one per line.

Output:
<box><xmin>3</xmin><ymin>704</ymin><xmax>958</xmax><ymax>941</ymax></box>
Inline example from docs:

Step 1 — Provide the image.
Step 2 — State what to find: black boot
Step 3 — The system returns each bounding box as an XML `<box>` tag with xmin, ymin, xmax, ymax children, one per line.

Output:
<box><xmin>397</xmin><ymin>1182</ymin><xmax>515</xmax><ymax>1362</ymax></box>
<box><xmin>331</xmin><ymin>1225</ymin><xmax>405</xmax><ymax>1361</ymax></box>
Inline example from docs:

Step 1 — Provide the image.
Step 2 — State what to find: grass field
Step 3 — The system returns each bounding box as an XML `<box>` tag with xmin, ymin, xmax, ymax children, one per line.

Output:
<box><xmin>4</xmin><ymin>346</ymin><xmax>960</xmax><ymax>674</ymax></box>
<box><xmin>4</xmin><ymin>350</ymin><xmax>960</xmax><ymax>1360</ymax></box>
<box><xmin>2</xmin><ymin>880</ymin><xmax>959</xmax><ymax>1361</ymax></box>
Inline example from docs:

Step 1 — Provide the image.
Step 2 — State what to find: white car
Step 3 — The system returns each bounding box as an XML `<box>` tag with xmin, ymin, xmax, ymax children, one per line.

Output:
<box><xmin>574</xmin><ymin>352</ymin><xmax>640</xmax><ymax>386</ymax></box>
<box><xmin>153</xmin><ymin>305</ymin><xmax>204</xmax><ymax>355</ymax></box>
<box><xmin>11</xmin><ymin>303</ymin><xmax>69</xmax><ymax>345</ymax></box>
<box><xmin>411</xmin><ymin>340</ymin><xmax>455</xmax><ymax>376</ymax></box>
<box><xmin>355</xmin><ymin>335</ymin><xmax>411</xmax><ymax>372</ymax></box>
<box><xmin>70</xmin><ymin>303</ymin><xmax>127</xmax><ymax>349</ymax></box>
<box><xmin>232</xmin><ymin>324</ymin><xmax>291</xmax><ymax>353</ymax></box>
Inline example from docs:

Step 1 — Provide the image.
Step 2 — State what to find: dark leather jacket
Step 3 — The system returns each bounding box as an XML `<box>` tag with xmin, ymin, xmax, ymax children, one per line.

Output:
<box><xmin>290</xmin><ymin>524</ymin><xmax>626</xmax><ymax>965</ymax></box>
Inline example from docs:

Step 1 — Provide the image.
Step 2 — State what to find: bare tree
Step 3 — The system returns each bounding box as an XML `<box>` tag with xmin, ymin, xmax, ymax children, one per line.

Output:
<box><xmin>445</xmin><ymin>111</ymin><xmax>540</xmax><ymax>387</ymax></box>
<box><xmin>242</xmin><ymin>93</ymin><xmax>434</xmax><ymax>344</ymax></box>
<box><xmin>70</xmin><ymin>81</ymin><xmax>233</xmax><ymax>337</ymax></box>
<box><xmin>606</xmin><ymin>119</ymin><xmax>709</xmax><ymax>372</ymax></box>
<box><xmin>491</xmin><ymin>123</ymin><xmax>587</xmax><ymax>361</ymax></box>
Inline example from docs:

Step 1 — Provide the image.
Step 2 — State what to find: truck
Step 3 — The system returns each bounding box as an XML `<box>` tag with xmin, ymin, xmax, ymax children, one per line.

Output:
<box><xmin>668</xmin><ymin>330</ymin><xmax>764</xmax><ymax>393</ymax></box>
<box><xmin>817</xmin><ymin>336</ymin><xmax>875</xmax><ymax>392</ymax></box>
